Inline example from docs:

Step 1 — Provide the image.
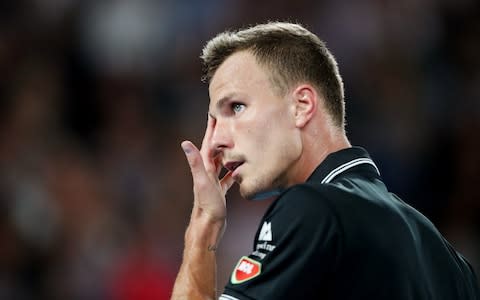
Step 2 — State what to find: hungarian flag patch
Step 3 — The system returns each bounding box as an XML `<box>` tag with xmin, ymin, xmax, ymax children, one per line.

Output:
<box><xmin>231</xmin><ymin>256</ymin><xmax>262</xmax><ymax>284</ymax></box>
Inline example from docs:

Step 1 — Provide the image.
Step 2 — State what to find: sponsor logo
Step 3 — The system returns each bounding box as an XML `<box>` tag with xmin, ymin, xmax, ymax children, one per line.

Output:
<box><xmin>231</xmin><ymin>256</ymin><xmax>262</xmax><ymax>284</ymax></box>
<box><xmin>251</xmin><ymin>221</ymin><xmax>276</xmax><ymax>260</ymax></box>
<box><xmin>258</xmin><ymin>221</ymin><xmax>272</xmax><ymax>241</ymax></box>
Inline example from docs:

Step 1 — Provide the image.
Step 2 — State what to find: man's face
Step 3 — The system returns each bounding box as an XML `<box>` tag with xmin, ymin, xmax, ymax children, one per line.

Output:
<box><xmin>208</xmin><ymin>50</ymin><xmax>302</xmax><ymax>199</ymax></box>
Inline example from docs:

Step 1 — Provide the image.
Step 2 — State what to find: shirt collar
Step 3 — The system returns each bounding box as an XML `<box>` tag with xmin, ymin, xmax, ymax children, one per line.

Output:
<box><xmin>307</xmin><ymin>146</ymin><xmax>380</xmax><ymax>184</ymax></box>
<box><xmin>250</xmin><ymin>147</ymin><xmax>380</xmax><ymax>201</ymax></box>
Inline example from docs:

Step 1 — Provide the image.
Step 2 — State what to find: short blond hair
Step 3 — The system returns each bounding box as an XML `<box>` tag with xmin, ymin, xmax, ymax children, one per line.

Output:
<box><xmin>201</xmin><ymin>22</ymin><xmax>345</xmax><ymax>128</ymax></box>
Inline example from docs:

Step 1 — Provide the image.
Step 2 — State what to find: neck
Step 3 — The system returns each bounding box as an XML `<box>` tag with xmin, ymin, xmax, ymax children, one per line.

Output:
<box><xmin>287</xmin><ymin>127</ymin><xmax>351</xmax><ymax>186</ymax></box>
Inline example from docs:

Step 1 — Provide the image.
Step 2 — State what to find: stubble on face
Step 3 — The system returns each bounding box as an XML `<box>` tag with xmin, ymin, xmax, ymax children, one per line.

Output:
<box><xmin>237</xmin><ymin>128</ymin><xmax>301</xmax><ymax>200</ymax></box>
<box><xmin>209</xmin><ymin>50</ymin><xmax>302</xmax><ymax>200</ymax></box>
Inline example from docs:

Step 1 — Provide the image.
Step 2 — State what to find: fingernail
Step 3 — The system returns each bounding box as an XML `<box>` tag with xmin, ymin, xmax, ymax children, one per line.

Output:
<box><xmin>181</xmin><ymin>143</ymin><xmax>192</xmax><ymax>154</ymax></box>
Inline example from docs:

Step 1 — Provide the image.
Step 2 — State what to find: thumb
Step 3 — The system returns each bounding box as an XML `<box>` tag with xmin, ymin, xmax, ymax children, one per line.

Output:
<box><xmin>181</xmin><ymin>141</ymin><xmax>208</xmax><ymax>181</ymax></box>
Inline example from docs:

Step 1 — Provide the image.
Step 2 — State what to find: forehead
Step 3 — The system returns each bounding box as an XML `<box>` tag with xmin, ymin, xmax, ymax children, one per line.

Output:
<box><xmin>208</xmin><ymin>51</ymin><xmax>273</xmax><ymax>106</ymax></box>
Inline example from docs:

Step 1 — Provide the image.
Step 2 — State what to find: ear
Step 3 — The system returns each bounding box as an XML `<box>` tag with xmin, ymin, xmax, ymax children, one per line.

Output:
<box><xmin>292</xmin><ymin>85</ymin><xmax>318</xmax><ymax>128</ymax></box>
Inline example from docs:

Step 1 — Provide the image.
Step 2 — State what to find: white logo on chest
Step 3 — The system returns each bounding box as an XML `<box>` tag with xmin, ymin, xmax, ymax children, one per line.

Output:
<box><xmin>258</xmin><ymin>221</ymin><xmax>272</xmax><ymax>241</ymax></box>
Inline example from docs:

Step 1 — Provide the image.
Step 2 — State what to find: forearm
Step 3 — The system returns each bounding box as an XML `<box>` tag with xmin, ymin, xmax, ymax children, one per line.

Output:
<box><xmin>171</xmin><ymin>211</ymin><xmax>225</xmax><ymax>300</ymax></box>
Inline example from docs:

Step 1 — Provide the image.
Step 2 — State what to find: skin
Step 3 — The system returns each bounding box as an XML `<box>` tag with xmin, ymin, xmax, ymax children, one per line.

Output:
<box><xmin>171</xmin><ymin>50</ymin><xmax>350</xmax><ymax>299</ymax></box>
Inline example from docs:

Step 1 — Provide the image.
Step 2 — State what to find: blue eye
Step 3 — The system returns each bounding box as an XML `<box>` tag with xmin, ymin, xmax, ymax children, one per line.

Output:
<box><xmin>231</xmin><ymin>103</ymin><xmax>245</xmax><ymax>114</ymax></box>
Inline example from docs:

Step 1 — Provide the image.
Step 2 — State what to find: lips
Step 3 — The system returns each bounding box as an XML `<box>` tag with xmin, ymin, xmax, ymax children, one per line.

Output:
<box><xmin>224</xmin><ymin>161</ymin><xmax>244</xmax><ymax>172</ymax></box>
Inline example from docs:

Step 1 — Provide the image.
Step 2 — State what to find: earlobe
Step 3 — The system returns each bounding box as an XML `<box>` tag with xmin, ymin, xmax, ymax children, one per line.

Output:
<box><xmin>293</xmin><ymin>85</ymin><xmax>317</xmax><ymax>128</ymax></box>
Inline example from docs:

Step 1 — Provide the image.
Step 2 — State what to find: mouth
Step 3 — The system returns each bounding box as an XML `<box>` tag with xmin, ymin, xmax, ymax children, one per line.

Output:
<box><xmin>224</xmin><ymin>161</ymin><xmax>244</xmax><ymax>174</ymax></box>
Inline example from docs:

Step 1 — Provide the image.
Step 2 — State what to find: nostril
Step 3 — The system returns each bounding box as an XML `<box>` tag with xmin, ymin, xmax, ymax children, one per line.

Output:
<box><xmin>211</xmin><ymin>139</ymin><xmax>231</xmax><ymax>152</ymax></box>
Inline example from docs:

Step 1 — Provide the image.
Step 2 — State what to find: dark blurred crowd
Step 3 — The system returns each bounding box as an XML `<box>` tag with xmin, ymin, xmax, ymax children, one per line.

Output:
<box><xmin>0</xmin><ymin>0</ymin><xmax>478</xmax><ymax>299</ymax></box>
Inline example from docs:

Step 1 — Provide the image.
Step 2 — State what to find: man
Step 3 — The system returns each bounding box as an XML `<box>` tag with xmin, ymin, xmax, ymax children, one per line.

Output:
<box><xmin>171</xmin><ymin>22</ymin><xmax>479</xmax><ymax>299</ymax></box>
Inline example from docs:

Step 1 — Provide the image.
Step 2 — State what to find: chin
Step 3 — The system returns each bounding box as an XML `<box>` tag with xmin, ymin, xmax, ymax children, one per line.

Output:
<box><xmin>239</xmin><ymin>179</ymin><xmax>272</xmax><ymax>200</ymax></box>
<box><xmin>239</xmin><ymin>185</ymin><xmax>255</xmax><ymax>200</ymax></box>
<box><xmin>239</xmin><ymin>182</ymin><xmax>259</xmax><ymax>200</ymax></box>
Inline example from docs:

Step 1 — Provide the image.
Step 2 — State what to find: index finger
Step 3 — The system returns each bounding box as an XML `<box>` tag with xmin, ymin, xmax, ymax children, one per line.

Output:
<box><xmin>200</xmin><ymin>114</ymin><xmax>216</xmax><ymax>158</ymax></box>
<box><xmin>200</xmin><ymin>115</ymin><xmax>217</xmax><ymax>171</ymax></box>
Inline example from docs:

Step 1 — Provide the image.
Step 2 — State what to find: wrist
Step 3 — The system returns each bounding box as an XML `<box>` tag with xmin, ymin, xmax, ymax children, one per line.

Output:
<box><xmin>186</xmin><ymin>210</ymin><xmax>226</xmax><ymax>251</ymax></box>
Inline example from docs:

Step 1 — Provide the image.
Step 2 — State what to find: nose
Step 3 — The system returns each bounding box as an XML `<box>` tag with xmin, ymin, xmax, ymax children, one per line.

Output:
<box><xmin>210</xmin><ymin>119</ymin><xmax>233</xmax><ymax>154</ymax></box>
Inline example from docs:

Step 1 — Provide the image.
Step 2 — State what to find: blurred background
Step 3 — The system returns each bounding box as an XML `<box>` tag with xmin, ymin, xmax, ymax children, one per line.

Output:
<box><xmin>0</xmin><ymin>0</ymin><xmax>479</xmax><ymax>299</ymax></box>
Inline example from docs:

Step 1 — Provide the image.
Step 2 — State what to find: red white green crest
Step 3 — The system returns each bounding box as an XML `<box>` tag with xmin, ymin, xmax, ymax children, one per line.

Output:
<box><xmin>231</xmin><ymin>256</ymin><xmax>262</xmax><ymax>284</ymax></box>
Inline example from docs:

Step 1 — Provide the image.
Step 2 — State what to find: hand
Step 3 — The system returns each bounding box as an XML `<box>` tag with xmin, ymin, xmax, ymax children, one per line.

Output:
<box><xmin>181</xmin><ymin>116</ymin><xmax>235</xmax><ymax>229</ymax></box>
<box><xmin>172</xmin><ymin>117</ymin><xmax>235</xmax><ymax>299</ymax></box>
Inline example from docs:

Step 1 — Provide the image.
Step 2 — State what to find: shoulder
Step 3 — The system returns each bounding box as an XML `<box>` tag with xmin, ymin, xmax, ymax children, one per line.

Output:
<box><xmin>266</xmin><ymin>177</ymin><xmax>395</xmax><ymax>239</ymax></box>
<box><xmin>262</xmin><ymin>183</ymin><xmax>346</xmax><ymax>241</ymax></box>
<box><xmin>268</xmin><ymin>181</ymin><xmax>355</xmax><ymax>220</ymax></box>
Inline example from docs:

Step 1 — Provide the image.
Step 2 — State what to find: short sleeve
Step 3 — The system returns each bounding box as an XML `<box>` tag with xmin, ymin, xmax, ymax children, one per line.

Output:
<box><xmin>221</xmin><ymin>184</ymin><xmax>343</xmax><ymax>299</ymax></box>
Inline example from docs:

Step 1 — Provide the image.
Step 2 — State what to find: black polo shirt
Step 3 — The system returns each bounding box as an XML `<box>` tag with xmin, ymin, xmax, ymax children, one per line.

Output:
<box><xmin>220</xmin><ymin>147</ymin><xmax>479</xmax><ymax>300</ymax></box>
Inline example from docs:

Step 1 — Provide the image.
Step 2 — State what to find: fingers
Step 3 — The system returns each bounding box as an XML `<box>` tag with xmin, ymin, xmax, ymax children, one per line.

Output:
<box><xmin>182</xmin><ymin>140</ymin><xmax>234</xmax><ymax>196</ymax></box>
<box><xmin>220</xmin><ymin>171</ymin><xmax>235</xmax><ymax>194</ymax></box>
<box><xmin>200</xmin><ymin>116</ymin><xmax>216</xmax><ymax>160</ymax></box>
<box><xmin>201</xmin><ymin>116</ymin><xmax>222</xmax><ymax>175</ymax></box>
<box><xmin>181</xmin><ymin>141</ymin><xmax>209</xmax><ymax>185</ymax></box>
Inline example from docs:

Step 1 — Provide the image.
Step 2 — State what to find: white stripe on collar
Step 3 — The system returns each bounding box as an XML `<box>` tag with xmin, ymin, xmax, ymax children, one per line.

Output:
<box><xmin>220</xmin><ymin>294</ymin><xmax>240</xmax><ymax>300</ymax></box>
<box><xmin>321</xmin><ymin>158</ymin><xmax>380</xmax><ymax>184</ymax></box>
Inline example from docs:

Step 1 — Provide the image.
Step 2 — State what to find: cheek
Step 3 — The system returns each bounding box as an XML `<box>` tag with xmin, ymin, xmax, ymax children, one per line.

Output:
<box><xmin>255</xmin><ymin>120</ymin><xmax>300</xmax><ymax>162</ymax></box>
<box><xmin>253</xmin><ymin>118</ymin><xmax>277</xmax><ymax>144</ymax></box>
<box><xmin>240</xmin><ymin>106</ymin><xmax>297</xmax><ymax>158</ymax></box>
